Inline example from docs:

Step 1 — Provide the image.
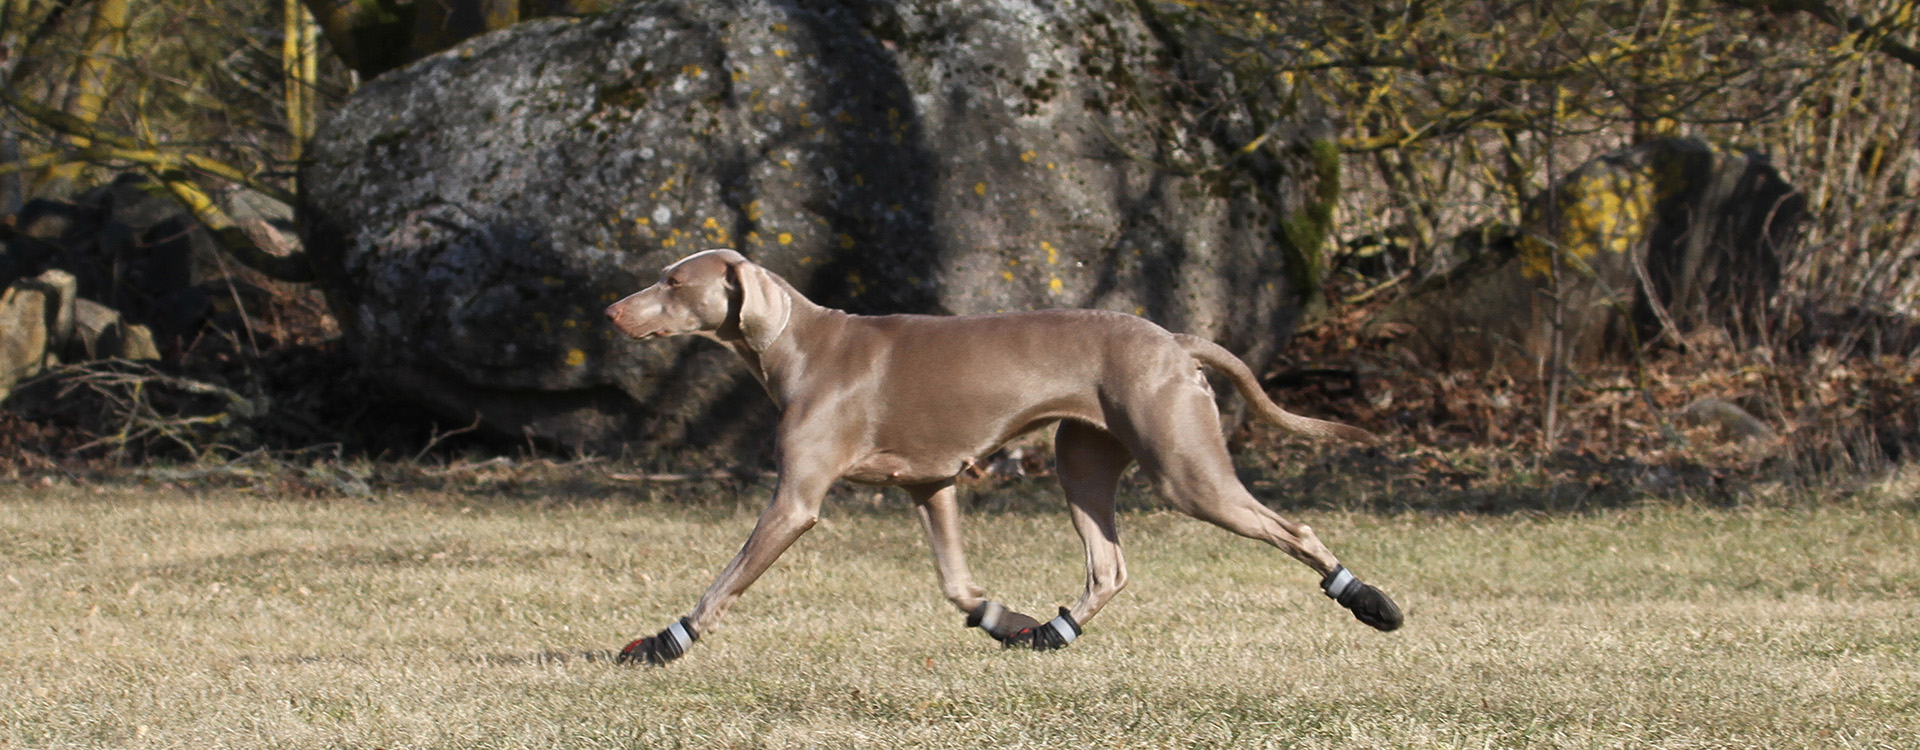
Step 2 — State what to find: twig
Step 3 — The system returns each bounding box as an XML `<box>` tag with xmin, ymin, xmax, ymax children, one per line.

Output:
<box><xmin>420</xmin><ymin>456</ymin><xmax>513</xmax><ymax>476</ymax></box>
<box><xmin>14</xmin><ymin>360</ymin><xmax>293</xmax><ymax>458</ymax></box>
<box><xmin>1552</xmin><ymin>231</ymin><xmax>1689</xmax><ymax>450</ymax></box>
<box><xmin>132</xmin><ymin>448</ymin><xmax>372</xmax><ymax>497</ymax></box>
<box><xmin>413</xmin><ymin>413</ymin><xmax>484</xmax><ymax>463</ymax></box>
<box><xmin>606</xmin><ymin>470</ymin><xmax>777</xmax><ymax>483</ymax></box>
<box><xmin>1629</xmin><ymin>230</ymin><xmax>1686</xmax><ymax>348</ymax></box>
<box><xmin>1342</xmin><ymin>271</ymin><xmax>1411</xmax><ymax>305</ymax></box>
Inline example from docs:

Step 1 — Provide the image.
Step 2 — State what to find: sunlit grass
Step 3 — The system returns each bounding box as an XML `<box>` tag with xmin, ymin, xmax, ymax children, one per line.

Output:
<box><xmin>3</xmin><ymin>476</ymin><xmax>1917</xmax><ymax>748</ymax></box>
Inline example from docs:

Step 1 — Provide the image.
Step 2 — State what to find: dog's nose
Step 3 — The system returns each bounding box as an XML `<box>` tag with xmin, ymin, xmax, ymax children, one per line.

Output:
<box><xmin>605</xmin><ymin>304</ymin><xmax>621</xmax><ymax>322</ymax></box>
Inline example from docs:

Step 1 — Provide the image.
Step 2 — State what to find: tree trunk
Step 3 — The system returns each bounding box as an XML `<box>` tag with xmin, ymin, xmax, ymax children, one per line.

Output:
<box><xmin>283</xmin><ymin>0</ymin><xmax>319</xmax><ymax>162</ymax></box>
<box><xmin>29</xmin><ymin>0</ymin><xmax>126</xmax><ymax>198</ymax></box>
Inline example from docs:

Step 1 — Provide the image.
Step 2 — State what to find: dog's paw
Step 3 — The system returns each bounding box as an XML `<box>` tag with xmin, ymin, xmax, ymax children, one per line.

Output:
<box><xmin>1338</xmin><ymin>582</ymin><xmax>1403</xmax><ymax>631</ymax></box>
<box><xmin>616</xmin><ymin>636</ymin><xmax>671</xmax><ymax>666</ymax></box>
<box><xmin>966</xmin><ymin>600</ymin><xmax>1043</xmax><ymax>644</ymax></box>
<box><xmin>1323</xmin><ymin>566</ymin><xmax>1403</xmax><ymax>632</ymax></box>
<box><xmin>615</xmin><ymin>618</ymin><xmax>698</xmax><ymax>666</ymax></box>
<box><xmin>1003</xmin><ymin>607</ymin><xmax>1082</xmax><ymax>651</ymax></box>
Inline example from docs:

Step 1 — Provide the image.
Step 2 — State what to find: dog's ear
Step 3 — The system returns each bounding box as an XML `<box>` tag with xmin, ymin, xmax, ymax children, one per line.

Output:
<box><xmin>728</xmin><ymin>258</ymin><xmax>792</xmax><ymax>351</ymax></box>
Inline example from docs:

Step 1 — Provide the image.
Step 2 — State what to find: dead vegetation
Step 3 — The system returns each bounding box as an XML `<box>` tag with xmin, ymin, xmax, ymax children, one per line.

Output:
<box><xmin>1241</xmin><ymin>272</ymin><xmax>1920</xmax><ymax>512</ymax></box>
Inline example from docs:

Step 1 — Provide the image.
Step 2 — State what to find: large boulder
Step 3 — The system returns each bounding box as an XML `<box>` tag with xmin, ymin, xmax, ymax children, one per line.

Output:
<box><xmin>1387</xmin><ymin>139</ymin><xmax>1805</xmax><ymax>371</ymax></box>
<box><xmin>303</xmin><ymin>0</ymin><xmax>1335</xmax><ymax>457</ymax></box>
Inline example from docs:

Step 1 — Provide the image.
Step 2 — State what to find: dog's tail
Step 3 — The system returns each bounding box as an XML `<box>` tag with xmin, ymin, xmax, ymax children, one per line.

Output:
<box><xmin>1177</xmin><ymin>335</ymin><xmax>1379</xmax><ymax>445</ymax></box>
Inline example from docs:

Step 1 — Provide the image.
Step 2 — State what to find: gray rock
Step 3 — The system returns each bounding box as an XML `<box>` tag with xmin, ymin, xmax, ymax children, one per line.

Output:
<box><xmin>1680</xmin><ymin>397</ymin><xmax>1775</xmax><ymax>443</ymax></box>
<box><xmin>67</xmin><ymin>297</ymin><xmax>161</xmax><ymax>363</ymax></box>
<box><xmin>1</xmin><ymin>267</ymin><xmax>162</xmax><ymax>404</ymax></box>
<box><xmin>5</xmin><ymin>174</ymin><xmax>219</xmax><ymax>344</ymax></box>
<box><xmin>0</xmin><ymin>196</ymin><xmax>74</xmax><ymax>290</ymax></box>
<box><xmin>0</xmin><ymin>269</ymin><xmax>75</xmax><ymax>402</ymax></box>
<box><xmin>303</xmin><ymin>0</ymin><xmax>1332</xmax><ymax>457</ymax></box>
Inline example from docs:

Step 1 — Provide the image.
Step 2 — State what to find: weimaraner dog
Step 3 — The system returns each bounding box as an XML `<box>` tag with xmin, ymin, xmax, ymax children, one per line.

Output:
<box><xmin>605</xmin><ymin>249</ymin><xmax>1401</xmax><ymax>665</ymax></box>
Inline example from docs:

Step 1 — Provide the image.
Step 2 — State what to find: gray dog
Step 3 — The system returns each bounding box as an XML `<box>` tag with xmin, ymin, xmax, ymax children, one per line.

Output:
<box><xmin>605</xmin><ymin>249</ymin><xmax>1400</xmax><ymax>664</ymax></box>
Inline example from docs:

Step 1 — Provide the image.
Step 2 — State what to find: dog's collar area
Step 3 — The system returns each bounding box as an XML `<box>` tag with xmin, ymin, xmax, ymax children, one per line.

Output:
<box><xmin>1322</xmin><ymin>566</ymin><xmax>1358</xmax><ymax>599</ymax></box>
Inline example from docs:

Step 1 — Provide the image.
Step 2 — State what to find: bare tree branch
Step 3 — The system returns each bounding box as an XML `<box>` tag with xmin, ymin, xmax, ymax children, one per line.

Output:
<box><xmin>1721</xmin><ymin>0</ymin><xmax>1920</xmax><ymax>70</ymax></box>
<box><xmin>0</xmin><ymin>85</ymin><xmax>295</xmax><ymax>204</ymax></box>
<box><xmin>154</xmin><ymin>168</ymin><xmax>314</xmax><ymax>282</ymax></box>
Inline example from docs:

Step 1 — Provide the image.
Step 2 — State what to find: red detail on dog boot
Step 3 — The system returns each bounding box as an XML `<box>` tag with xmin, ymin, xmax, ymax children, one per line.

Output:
<box><xmin>616</xmin><ymin>618</ymin><xmax>698</xmax><ymax>666</ymax></box>
<box><xmin>968</xmin><ymin>601</ymin><xmax>1043</xmax><ymax>643</ymax></box>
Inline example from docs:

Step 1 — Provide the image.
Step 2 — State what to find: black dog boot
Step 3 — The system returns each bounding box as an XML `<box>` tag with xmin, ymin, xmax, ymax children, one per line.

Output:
<box><xmin>1322</xmin><ymin>566</ymin><xmax>1404</xmax><ymax>631</ymax></box>
<box><xmin>1010</xmin><ymin>607</ymin><xmax>1082</xmax><ymax>651</ymax></box>
<box><xmin>967</xmin><ymin>600</ymin><xmax>1045</xmax><ymax>645</ymax></box>
<box><xmin>968</xmin><ymin>601</ymin><xmax>1083</xmax><ymax>651</ymax></box>
<box><xmin>617</xmin><ymin>617</ymin><xmax>698</xmax><ymax>666</ymax></box>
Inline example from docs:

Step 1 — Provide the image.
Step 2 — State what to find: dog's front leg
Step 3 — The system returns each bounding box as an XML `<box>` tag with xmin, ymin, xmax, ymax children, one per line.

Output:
<box><xmin>907</xmin><ymin>482</ymin><xmax>1047</xmax><ymax>645</ymax></box>
<box><xmin>618</xmin><ymin>468</ymin><xmax>835</xmax><ymax>666</ymax></box>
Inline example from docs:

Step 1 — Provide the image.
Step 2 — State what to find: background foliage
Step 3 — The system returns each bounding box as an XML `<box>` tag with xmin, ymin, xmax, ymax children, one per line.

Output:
<box><xmin>3</xmin><ymin>0</ymin><xmax>1919</xmax><ymax>484</ymax></box>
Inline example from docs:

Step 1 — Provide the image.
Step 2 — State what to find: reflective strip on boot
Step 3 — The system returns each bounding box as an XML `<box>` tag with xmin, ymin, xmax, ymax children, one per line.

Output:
<box><xmin>970</xmin><ymin>600</ymin><xmax>1008</xmax><ymax>633</ymax></box>
<box><xmin>1044</xmin><ymin>614</ymin><xmax>1078</xmax><ymax>645</ymax></box>
<box><xmin>1322</xmin><ymin>566</ymin><xmax>1357</xmax><ymax>599</ymax></box>
<box><xmin>664</xmin><ymin>619</ymin><xmax>694</xmax><ymax>657</ymax></box>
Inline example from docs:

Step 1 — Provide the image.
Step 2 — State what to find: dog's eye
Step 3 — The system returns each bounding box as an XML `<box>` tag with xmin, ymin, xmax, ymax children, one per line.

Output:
<box><xmin>665</xmin><ymin>277</ymin><xmax>682</xmax><ymax>288</ymax></box>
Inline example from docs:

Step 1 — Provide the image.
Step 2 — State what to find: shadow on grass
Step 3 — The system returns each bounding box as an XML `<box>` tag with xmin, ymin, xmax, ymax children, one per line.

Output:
<box><xmin>43</xmin><ymin>436</ymin><xmax>1900</xmax><ymax>519</ymax></box>
<box><xmin>810</xmin><ymin>446</ymin><xmax>1747</xmax><ymax>518</ymax></box>
<box><xmin>460</xmin><ymin>650</ymin><xmax>622</xmax><ymax>668</ymax></box>
<box><xmin>1232</xmin><ymin>449</ymin><xmax>1738</xmax><ymax>516</ymax></box>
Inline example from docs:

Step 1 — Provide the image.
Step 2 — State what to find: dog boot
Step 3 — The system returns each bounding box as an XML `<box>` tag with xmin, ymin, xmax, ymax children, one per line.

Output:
<box><xmin>1322</xmin><ymin>565</ymin><xmax>1403</xmax><ymax>631</ymax></box>
<box><xmin>967</xmin><ymin>600</ymin><xmax>1044</xmax><ymax>645</ymax></box>
<box><xmin>617</xmin><ymin>617</ymin><xmax>698</xmax><ymax>666</ymax></box>
<box><xmin>1006</xmin><ymin>607</ymin><xmax>1082</xmax><ymax>651</ymax></box>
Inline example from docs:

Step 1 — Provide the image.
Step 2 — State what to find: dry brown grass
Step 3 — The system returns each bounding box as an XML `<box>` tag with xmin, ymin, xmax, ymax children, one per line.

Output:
<box><xmin>3</xmin><ymin>473</ymin><xmax>1918</xmax><ymax>749</ymax></box>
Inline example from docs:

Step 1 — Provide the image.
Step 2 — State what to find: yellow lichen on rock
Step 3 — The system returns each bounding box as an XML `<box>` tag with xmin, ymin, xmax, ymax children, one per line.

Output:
<box><xmin>1518</xmin><ymin>159</ymin><xmax>1686</xmax><ymax>279</ymax></box>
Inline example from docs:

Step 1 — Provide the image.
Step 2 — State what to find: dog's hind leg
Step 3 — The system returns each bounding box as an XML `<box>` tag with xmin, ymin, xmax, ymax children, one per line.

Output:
<box><xmin>1055</xmin><ymin>420</ymin><xmax>1132</xmax><ymax>632</ymax></box>
<box><xmin>1125</xmin><ymin>386</ymin><xmax>1403</xmax><ymax>632</ymax></box>
<box><xmin>962</xmin><ymin>420</ymin><xmax>1135</xmax><ymax>652</ymax></box>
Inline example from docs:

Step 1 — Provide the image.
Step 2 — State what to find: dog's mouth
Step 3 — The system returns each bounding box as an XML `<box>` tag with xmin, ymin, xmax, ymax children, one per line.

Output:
<box><xmin>608</xmin><ymin>324</ymin><xmax>667</xmax><ymax>340</ymax></box>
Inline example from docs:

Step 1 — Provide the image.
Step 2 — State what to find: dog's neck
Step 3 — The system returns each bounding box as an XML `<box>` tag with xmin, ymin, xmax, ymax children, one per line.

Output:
<box><xmin>720</xmin><ymin>278</ymin><xmax>837</xmax><ymax>410</ymax></box>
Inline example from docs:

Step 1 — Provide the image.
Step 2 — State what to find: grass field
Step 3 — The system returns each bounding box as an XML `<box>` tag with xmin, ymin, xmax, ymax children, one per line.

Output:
<box><xmin>3</xmin><ymin>474</ymin><xmax>1918</xmax><ymax>749</ymax></box>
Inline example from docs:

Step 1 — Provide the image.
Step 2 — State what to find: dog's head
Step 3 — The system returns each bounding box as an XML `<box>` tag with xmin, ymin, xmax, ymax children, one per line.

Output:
<box><xmin>605</xmin><ymin>249</ymin><xmax>792</xmax><ymax>351</ymax></box>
